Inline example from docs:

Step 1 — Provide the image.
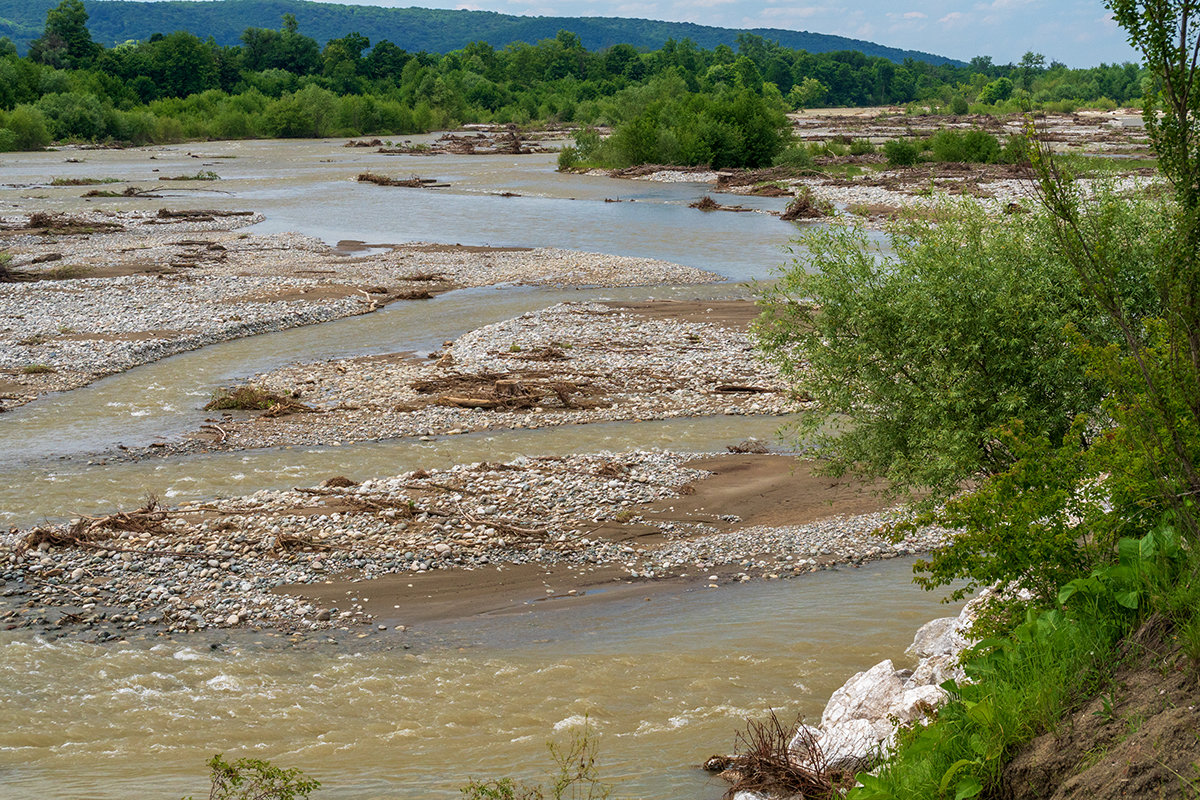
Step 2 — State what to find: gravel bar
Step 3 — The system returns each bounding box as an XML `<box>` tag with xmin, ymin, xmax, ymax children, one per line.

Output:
<box><xmin>0</xmin><ymin>451</ymin><xmax>948</xmax><ymax>642</ymax></box>
<box><xmin>0</xmin><ymin>211</ymin><xmax>719</xmax><ymax>410</ymax></box>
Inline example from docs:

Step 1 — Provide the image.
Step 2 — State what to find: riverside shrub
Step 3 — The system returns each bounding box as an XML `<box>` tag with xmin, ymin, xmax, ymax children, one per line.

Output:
<box><xmin>757</xmin><ymin>193</ymin><xmax>1171</xmax><ymax>502</ymax></box>
<box><xmin>882</xmin><ymin>139</ymin><xmax>919</xmax><ymax>166</ymax></box>
<box><xmin>928</xmin><ymin>128</ymin><xmax>1002</xmax><ymax>163</ymax></box>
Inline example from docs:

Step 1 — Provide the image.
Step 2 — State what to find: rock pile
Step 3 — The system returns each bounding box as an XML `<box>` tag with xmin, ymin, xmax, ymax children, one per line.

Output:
<box><xmin>788</xmin><ymin>594</ymin><xmax>981</xmax><ymax>774</ymax></box>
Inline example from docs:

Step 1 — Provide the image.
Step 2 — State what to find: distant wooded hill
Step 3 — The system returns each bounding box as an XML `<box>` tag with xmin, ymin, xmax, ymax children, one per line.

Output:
<box><xmin>0</xmin><ymin>0</ymin><xmax>962</xmax><ymax>65</ymax></box>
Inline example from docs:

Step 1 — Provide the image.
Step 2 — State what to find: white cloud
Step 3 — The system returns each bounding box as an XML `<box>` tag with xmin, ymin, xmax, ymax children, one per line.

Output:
<box><xmin>937</xmin><ymin>11</ymin><xmax>969</xmax><ymax>27</ymax></box>
<box><xmin>674</xmin><ymin>0</ymin><xmax>738</xmax><ymax>9</ymax></box>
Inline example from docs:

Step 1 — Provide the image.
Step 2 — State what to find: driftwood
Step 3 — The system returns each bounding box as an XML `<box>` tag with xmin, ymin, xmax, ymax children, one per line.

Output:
<box><xmin>156</xmin><ymin>208</ymin><xmax>254</xmax><ymax>219</ymax></box>
<box><xmin>721</xmin><ymin>710</ymin><xmax>837</xmax><ymax>799</ymax></box>
<box><xmin>713</xmin><ymin>384</ymin><xmax>777</xmax><ymax>394</ymax></box>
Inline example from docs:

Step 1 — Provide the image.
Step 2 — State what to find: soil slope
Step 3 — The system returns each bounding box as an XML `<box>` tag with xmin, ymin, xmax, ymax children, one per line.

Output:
<box><xmin>1002</xmin><ymin>620</ymin><xmax>1200</xmax><ymax>799</ymax></box>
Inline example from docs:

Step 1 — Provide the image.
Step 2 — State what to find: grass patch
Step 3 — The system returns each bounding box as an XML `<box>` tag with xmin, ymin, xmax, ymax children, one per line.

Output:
<box><xmin>852</xmin><ymin>527</ymin><xmax>1197</xmax><ymax>800</ymax></box>
<box><xmin>159</xmin><ymin>170</ymin><xmax>220</xmax><ymax>181</ymax></box>
<box><xmin>20</xmin><ymin>364</ymin><xmax>56</xmax><ymax>374</ymax></box>
<box><xmin>819</xmin><ymin>163</ymin><xmax>878</xmax><ymax>179</ymax></box>
<box><xmin>1054</xmin><ymin>153</ymin><xmax>1160</xmax><ymax>176</ymax></box>
<box><xmin>50</xmin><ymin>177</ymin><xmax>120</xmax><ymax>186</ymax></box>
<box><xmin>204</xmin><ymin>385</ymin><xmax>314</xmax><ymax>417</ymax></box>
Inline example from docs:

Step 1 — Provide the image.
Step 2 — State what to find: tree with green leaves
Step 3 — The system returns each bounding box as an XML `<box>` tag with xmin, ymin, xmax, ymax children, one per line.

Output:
<box><xmin>1031</xmin><ymin>0</ymin><xmax>1200</xmax><ymax>541</ymax></box>
<box><xmin>28</xmin><ymin>0</ymin><xmax>99</xmax><ymax>69</ymax></box>
<box><xmin>788</xmin><ymin>76</ymin><xmax>827</xmax><ymax>110</ymax></box>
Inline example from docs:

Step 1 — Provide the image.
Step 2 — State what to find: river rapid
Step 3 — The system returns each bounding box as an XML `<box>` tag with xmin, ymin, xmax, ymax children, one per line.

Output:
<box><xmin>0</xmin><ymin>138</ymin><xmax>943</xmax><ymax>798</ymax></box>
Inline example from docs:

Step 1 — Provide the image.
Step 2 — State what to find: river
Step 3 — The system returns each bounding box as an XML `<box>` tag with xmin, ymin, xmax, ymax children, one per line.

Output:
<box><xmin>0</xmin><ymin>137</ymin><xmax>942</xmax><ymax>799</ymax></box>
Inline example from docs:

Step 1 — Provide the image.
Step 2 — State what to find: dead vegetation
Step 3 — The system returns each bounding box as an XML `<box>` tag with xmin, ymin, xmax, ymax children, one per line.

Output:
<box><xmin>155</xmin><ymin>208</ymin><xmax>255</xmax><ymax>221</ymax></box>
<box><xmin>16</xmin><ymin>496</ymin><xmax>168</xmax><ymax>556</ymax></box>
<box><xmin>23</xmin><ymin>212</ymin><xmax>124</xmax><ymax>234</ymax></box>
<box><xmin>82</xmin><ymin>186</ymin><xmax>163</xmax><ymax>198</ymax></box>
<box><xmin>727</xmin><ymin>439</ymin><xmax>770</xmax><ymax>454</ymax></box>
<box><xmin>689</xmin><ymin>195</ymin><xmax>756</xmax><ymax>213</ymax></box>
<box><xmin>377</xmin><ymin>128</ymin><xmax>554</xmax><ymax>157</ymax></box>
<box><xmin>356</xmin><ymin>173</ymin><xmax>446</xmax><ymax>188</ymax></box>
<box><xmin>411</xmin><ymin>372</ymin><xmax>601</xmax><ymax>411</ymax></box>
<box><xmin>781</xmin><ymin>188</ymin><xmax>834</xmax><ymax>221</ymax></box>
<box><xmin>709</xmin><ymin>710</ymin><xmax>840</xmax><ymax>800</ymax></box>
<box><xmin>204</xmin><ymin>386</ymin><xmax>315</xmax><ymax>417</ymax></box>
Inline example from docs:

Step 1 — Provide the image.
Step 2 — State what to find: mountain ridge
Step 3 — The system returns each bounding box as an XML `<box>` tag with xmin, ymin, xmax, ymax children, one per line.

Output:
<box><xmin>0</xmin><ymin>0</ymin><xmax>964</xmax><ymax>66</ymax></box>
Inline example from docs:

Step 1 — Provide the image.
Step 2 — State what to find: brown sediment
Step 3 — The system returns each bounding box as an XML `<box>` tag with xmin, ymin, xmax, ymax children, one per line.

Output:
<box><xmin>593</xmin><ymin>455</ymin><xmax>890</xmax><ymax>536</ymax></box>
<box><xmin>279</xmin><ymin>455</ymin><xmax>890</xmax><ymax>626</ymax></box>
<box><xmin>605</xmin><ymin>299</ymin><xmax>762</xmax><ymax>331</ymax></box>
<box><xmin>1002</xmin><ymin>618</ymin><xmax>1200</xmax><ymax>800</ymax></box>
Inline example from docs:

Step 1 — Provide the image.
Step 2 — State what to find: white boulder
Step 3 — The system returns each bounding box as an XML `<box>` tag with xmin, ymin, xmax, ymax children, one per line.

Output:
<box><xmin>820</xmin><ymin>659</ymin><xmax>905</xmax><ymax>730</ymax></box>
<box><xmin>906</xmin><ymin>616</ymin><xmax>966</xmax><ymax>658</ymax></box>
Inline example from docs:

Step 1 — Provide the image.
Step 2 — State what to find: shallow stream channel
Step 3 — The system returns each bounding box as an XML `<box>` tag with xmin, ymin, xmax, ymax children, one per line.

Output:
<box><xmin>0</xmin><ymin>138</ymin><xmax>941</xmax><ymax>798</ymax></box>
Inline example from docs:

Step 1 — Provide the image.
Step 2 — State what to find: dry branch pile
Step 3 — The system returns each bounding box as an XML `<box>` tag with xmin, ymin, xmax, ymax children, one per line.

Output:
<box><xmin>711</xmin><ymin>711</ymin><xmax>839</xmax><ymax>800</ymax></box>
<box><xmin>412</xmin><ymin>372</ymin><xmax>598</xmax><ymax>410</ymax></box>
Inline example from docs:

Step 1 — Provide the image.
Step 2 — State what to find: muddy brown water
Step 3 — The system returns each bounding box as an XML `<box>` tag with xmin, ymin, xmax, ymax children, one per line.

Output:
<box><xmin>2</xmin><ymin>140</ymin><xmax>933</xmax><ymax>798</ymax></box>
<box><xmin>0</xmin><ymin>558</ymin><xmax>961</xmax><ymax>800</ymax></box>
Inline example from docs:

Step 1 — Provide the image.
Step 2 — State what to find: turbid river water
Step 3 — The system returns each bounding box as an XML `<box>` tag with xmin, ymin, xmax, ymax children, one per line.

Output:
<box><xmin>0</xmin><ymin>138</ymin><xmax>941</xmax><ymax>799</ymax></box>
<box><xmin>1</xmin><ymin>558</ymin><xmax>955</xmax><ymax>800</ymax></box>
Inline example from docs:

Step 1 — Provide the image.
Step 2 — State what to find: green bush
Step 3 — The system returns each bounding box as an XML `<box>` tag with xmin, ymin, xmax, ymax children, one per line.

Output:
<box><xmin>928</xmin><ymin>129</ymin><xmax>1001</xmax><ymax>163</ymax></box>
<box><xmin>882</xmin><ymin>138</ymin><xmax>920</xmax><ymax>166</ymax></box>
<box><xmin>185</xmin><ymin>754</ymin><xmax>320</xmax><ymax>800</ymax></box>
<box><xmin>772</xmin><ymin>144</ymin><xmax>814</xmax><ymax>169</ymax></box>
<box><xmin>556</xmin><ymin>145</ymin><xmax>580</xmax><ymax>169</ymax></box>
<box><xmin>2</xmin><ymin>105</ymin><xmax>52</xmax><ymax>149</ymax></box>
<box><xmin>951</xmin><ymin>95</ymin><xmax>970</xmax><ymax>115</ymax></box>
<box><xmin>854</xmin><ymin>526</ymin><xmax>1191</xmax><ymax>800</ymax></box>
<box><xmin>848</xmin><ymin>138</ymin><xmax>875</xmax><ymax>155</ymax></box>
<box><xmin>756</xmin><ymin>197</ymin><xmax>1157</xmax><ymax>501</ymax></box>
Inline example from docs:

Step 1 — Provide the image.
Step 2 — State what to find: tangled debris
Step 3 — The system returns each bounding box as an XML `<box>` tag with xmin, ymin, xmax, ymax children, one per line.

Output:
<box><xmin>714</xmin><ymin>711</ymin><xmax>841</xmax><ymax>799</ymax></box>
<box><xmin>204</xmin><ymin>386</ymin><xmax>315</xmax><ymax>417</ymax></box>
<box><xmin>356</xmin><ymin>173</ymin><xmax>446</xmax><ymax>188</ymax></box>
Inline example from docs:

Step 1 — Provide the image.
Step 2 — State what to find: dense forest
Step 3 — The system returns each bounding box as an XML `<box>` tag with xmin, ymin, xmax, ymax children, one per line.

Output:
<box><xmin>0</xmin><ymin>0</ymin><xmax>1147</xmax><ymax>168</ymax></box>
<box><xmin>0</xmin><ymin>0</ymin><xmax>961</xmax><ymax>65</ymax></box>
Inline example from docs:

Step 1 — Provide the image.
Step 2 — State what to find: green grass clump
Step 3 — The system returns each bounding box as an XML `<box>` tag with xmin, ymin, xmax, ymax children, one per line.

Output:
<box><xmin>49</xmin><ymin>177</ymin><xmax>120</xmax><ymax>186</ymax></box>
<box><xmin>160</xmin><ymin>170</ymin><xmax>220</xmax><ymax>181</ymax></box>
<box><xmin>20</xmin><ymin>364</ymin><xmax>56</xmax><ymax>374</ymax></box>
<box><xmin>204</xmin><ymin>385</ymin><xmax>292</xmax><ymax>411</ymax></box>
<box><xmin>852</xmin><ymin>526</ymin><xmax>1198</xmax><ymax>800</ymax></box>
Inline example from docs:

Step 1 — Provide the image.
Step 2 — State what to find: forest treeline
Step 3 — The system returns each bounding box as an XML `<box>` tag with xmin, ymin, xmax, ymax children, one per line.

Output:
<box><xmin>0</xmin><ymin>0</ymin><xmax>1148</xmax><ymax>167</ymax></box>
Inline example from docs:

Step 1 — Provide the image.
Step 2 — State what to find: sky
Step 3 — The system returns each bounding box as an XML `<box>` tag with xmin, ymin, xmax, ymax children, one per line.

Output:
<box><xmin>308</xmin><ymin>0</ymin><xmax>1140</xmax><ymax>66</ymax></box>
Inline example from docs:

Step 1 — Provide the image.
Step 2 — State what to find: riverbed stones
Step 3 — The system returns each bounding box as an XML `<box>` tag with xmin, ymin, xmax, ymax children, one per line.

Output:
<box><xmin>0</xmin><ymin>212</ymin><xmax>718</xmax><ymax>411</ymax></box>
<box><xmin>0</xmin><ymin>450</ymin><xmax>950</xmax><ymax>640</ymax></box>
<box><xmin>153</xmin><ymin>301</ymin><xmax>792</xmax><ymax>454</ymax></box>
